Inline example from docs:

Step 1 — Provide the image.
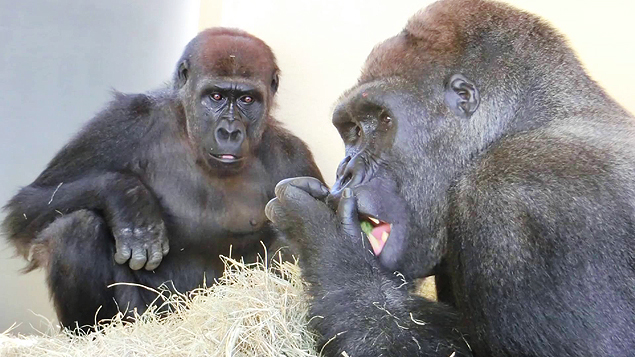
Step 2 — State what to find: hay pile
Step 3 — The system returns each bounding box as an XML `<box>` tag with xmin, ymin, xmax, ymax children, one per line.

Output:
<box><xmin>0</xmin><ymin>256</ymin><xmax>320</xmax><ymax>357</ymax></box>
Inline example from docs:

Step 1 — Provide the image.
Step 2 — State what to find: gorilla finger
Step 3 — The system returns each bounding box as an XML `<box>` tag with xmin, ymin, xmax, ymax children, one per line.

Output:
<box><xmin>275</xmin><ymin>177</ymin><xmax>329</xmax><ymax>200</ymax></box>
<box><xmin>275</xmin><ymin>183</ymin><xmax>329</xmax><ymax>213</ymax></box>
<box><xmin>157</xmin><ymin>228</ymin><xmax>169</xmax><ymax>255</ymax></box>
<box><xmin>265</xmin><ymin>198</ymin><xmax>285</xmax><ymax>225</ymax></box>
<box><xmin>338</xmin><ymin>188</ymin><xmax>361</xmax><ymax>237</ymax></box>
<box><xmin>129</xmin><ymin>249</ymin><xmax>148</xmax><ymax>271</ymax></box>
<box><xmin>145</xmin><ymin>243</ymin><xmax>164</xmax><ymax>271</ymax></box>
<box><xmin>161</xmin><ymin>241</ymin><xmax>170</xmax><ymax>256</ymax></box>
<box><xmin>114</xmin><ymin>242</ymin><xmax>132</xmax><ymax>265</ymax></box>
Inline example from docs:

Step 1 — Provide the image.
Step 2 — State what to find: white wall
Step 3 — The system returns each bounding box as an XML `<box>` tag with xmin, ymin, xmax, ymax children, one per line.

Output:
<box><xmin>0</xmin><ymin>0</ymin><xmax>200</xmax><ymax>334</ymax></box>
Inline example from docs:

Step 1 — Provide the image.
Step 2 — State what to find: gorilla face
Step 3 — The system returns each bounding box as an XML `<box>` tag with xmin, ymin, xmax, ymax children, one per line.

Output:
<box><xmin>177</xmin><ymin>64</ymin><xmax>269</xmax><ymax>173</ymax></box>
<box><xmin>196</xmin><ymin>79</ymin><xmax>267</xmax><ymax>169</ymax></box>
<box><xmin>329</xmin><ymin>72</ymin><xmax>481</xmax><ymax>277</ymax></box>
<box><xmin>174</xmin><ymin>30</ymin><xmax>278</xmax><ymax>174</ymax></box>
<box><xmin>329</xmin><ymin>80</ymin><xmax>414</xmax><ymax>272</ymax></box>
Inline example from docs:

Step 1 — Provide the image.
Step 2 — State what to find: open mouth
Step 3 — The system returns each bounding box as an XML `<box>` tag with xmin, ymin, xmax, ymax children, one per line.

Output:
<box><xmin>360</xmin><ymin>216</ymin><xmax>391</xmax><ymax>256</ymax></box>
<box><xmin>209</xmin><ymin>153</ymin><xmax>243</xmax><ymax>164</ymax></box>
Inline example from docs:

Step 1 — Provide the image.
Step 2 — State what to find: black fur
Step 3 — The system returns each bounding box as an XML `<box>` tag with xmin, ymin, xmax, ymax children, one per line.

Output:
<box><xmin>2</xmin><ymin>28</ymin><xmax>322</xmax><ymax>331</ymax></box>
<box><xmin>266</xmin><ymin>1</ymin><xmax>635</xmax><ymax>356</ymax></box>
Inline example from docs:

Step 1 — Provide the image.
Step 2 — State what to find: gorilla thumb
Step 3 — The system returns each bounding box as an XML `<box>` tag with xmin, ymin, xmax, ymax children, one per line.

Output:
<box><xmin>338</xmin><ymin>188</ymin><xmax>361</xmax><ymax>237</ymax></box>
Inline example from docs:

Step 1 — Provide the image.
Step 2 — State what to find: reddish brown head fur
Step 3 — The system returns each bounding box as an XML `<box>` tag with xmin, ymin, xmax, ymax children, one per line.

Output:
<box><xmin>360</xmin><ymin>0</ymin><xmax>569</xmax><ymax>83</ymax></box>
<box><xmin>175</xmin><ymin>28</ymin><xmax>279</xmax><ymax>88</ymax></box>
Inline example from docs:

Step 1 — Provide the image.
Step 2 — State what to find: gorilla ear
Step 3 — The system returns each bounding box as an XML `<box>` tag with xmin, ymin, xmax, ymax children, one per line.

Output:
<box><xmin>271</xmin><ymin>71</ymin><xmax>280</xmax><ymax>93</ymax></box>
<box><xmin>176</xmin><ymin>60</ymin><xmax>189</xmax><ymax>89</ymax></box>
<box><xmin>445</xmin><ymin>74</ymin><xmax>480</xmax><ymax>118</ymax></box>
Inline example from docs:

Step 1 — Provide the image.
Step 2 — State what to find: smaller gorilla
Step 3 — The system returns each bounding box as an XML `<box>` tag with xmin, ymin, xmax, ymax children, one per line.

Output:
<box><xmin>267</xmin><ymin>0</ymin><xmax>635</xmax><ymax>356</ymax></box>
<box><xmin>3</xmin><ymin>28</ymin><xmax>322</xmax><ymax>331</ymax></box>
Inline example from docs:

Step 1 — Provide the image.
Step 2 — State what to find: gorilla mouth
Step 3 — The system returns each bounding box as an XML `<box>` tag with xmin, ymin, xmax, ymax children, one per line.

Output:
<box><xmin>209</xmin><ymin>153</ymin><xmax>243</xmax><ymax>164</ymax></box>
<box><xmin>360</xmin><ymin>216</ymin><xmax>391</xmax><ymax>255</ymax></box>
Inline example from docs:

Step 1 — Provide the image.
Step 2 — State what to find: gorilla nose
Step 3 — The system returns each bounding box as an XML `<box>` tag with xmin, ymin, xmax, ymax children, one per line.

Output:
<box><xmin>332</xmin><ymin>155</ymin><xmax>365</xmax><ymax>193</ymax></box>
<box><xmin>215</xmin><ymin>126</ymin><xmax>244</xmax><ymax>150</ymax></box>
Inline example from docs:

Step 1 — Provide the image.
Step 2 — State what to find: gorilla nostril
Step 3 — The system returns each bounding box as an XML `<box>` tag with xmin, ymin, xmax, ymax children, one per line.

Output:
<box><xmin>336</xmin><ymin>156</ymin><xmax>353</xmax><ymax>179</ymax></box>
<box><xmin>341</xmin><ymin>172</ymin><xmax>353</xmax><ymax>187</ymax></box>
<box><xmin>230</xmin><ymin>130</ymin><xmax>242</xmax><ymax>141</ymax></box>
<box><xmin>217</xmin><ymin>128</ymin><xmax>230</xmax><ymax>141</ymax></box>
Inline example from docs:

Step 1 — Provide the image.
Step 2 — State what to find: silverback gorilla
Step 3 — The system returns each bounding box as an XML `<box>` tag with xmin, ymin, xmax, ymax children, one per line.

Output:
<box><xmin>266</xmin><ymin>1</ymin><xmax>635</xmax><ymax>356</ymax></box>
<box><xmin>2</xmin><ymin>28</ymin><xmax>322</xmax><ymax>330</ymax></box>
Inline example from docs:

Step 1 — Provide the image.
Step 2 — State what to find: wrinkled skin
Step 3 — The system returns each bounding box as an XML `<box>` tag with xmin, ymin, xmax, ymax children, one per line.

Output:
<box><xmin>267</xmin><ymin>0</ymin><xmax>635</xmax><ymax>356</ymax></box>
<box><xmin>2</xmin><ymin>28</ymin><xmax>322</xmax><ymax>331</ymax></box>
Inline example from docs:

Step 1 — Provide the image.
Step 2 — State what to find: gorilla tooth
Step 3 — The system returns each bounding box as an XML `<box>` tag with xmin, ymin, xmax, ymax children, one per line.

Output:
<box><xmin>381</xmin><ymin>231</ymin><xmax>389</xmax><ymax>243</ymax></box>
<box><xmin>366</xmin><ymin>232</ymin><xmax>382</xmax><ymax>255</ymax></box>
<box><xmin>368</xmin><ymin>217</ymin><xmax>380</xmax><ymax>225</ymax></box>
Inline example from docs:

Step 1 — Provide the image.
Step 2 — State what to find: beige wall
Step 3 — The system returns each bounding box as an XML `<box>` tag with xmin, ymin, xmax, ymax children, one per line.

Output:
<box><xmin>204</xmin><ymin>0</ymin><xmax>635</xmax><ymax>185</ymax></box>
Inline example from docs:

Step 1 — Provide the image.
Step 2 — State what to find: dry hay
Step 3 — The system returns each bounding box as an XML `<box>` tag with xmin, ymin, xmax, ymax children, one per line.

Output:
<box><xmin>0</xmin><ymin>254</ymin><xmax>321</xmax><ymax>357</ymax></box>
<box><xmin>416</xmin><ymin>276</ymin><xmax>437</xmax><ymax>301</ymax></box>
<box><xmin>0</xmin><ymin>249</ymin><xmax>439</xmax><ymax>357</ymax></box>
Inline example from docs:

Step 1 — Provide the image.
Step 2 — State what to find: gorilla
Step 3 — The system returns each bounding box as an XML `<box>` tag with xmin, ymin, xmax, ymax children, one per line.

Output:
<box><xmin>2</xmin><ymin>28</ymin><xmax>322</xmax><ymax>331</ymax></box>
<box><xmin>266</xmin><ymin>1</ymin><xmax>635</xmax><ymax>356</ymax></box>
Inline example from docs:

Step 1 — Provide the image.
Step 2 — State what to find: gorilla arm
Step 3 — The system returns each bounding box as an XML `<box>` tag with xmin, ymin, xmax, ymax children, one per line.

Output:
<box><xmin>266</xmin><ymin>177</ymin><xmax>471</xmax><ymax>357</ymax></box>
<box><xmin>2</xmin><ymin>93</ymin><xmax>169</xmax><ymax>271</ymax></box>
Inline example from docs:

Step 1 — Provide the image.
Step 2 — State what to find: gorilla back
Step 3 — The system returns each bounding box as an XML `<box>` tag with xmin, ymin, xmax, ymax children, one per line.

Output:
<box><xmin>266</xmin><ymin>1</ymin><xmax>635</xmax><ymax>356</ymax></box>
<box><xmin>2</xmin><ymin>28</ymin><xmax>322</xmax><ymax>330</ymax></box>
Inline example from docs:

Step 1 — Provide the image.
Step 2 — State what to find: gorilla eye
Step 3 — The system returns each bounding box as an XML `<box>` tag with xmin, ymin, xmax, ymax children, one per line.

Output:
<box><xmin>211</xmin><ymin>93</ymin><xmax>223</xmax><ymax>101</ymax></box>
<box><xmin>380</xmin><ymin>113</ymin><xmax>392</xmax><ymax>124</ymax></box>
<box><xmin>240</xmin><ymin>95</ymin><xmax>254</xmax><ymax>104</ymax></box>
<box><xmin>355</xmin><ymin>125</ymin><xmax>362</xmax><ymax>137</ymax></box>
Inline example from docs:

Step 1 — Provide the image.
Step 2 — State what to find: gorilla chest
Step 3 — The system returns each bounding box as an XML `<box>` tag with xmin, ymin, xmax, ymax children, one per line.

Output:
<box><xmin>211</xmin><ymin>178</ymin><xmax>271</xmax><ymax>234</ymax></box>
<box><xmin>153</xmin><ymin>165</ymin><xmax>273</xmax><ymax>238</ymax></box>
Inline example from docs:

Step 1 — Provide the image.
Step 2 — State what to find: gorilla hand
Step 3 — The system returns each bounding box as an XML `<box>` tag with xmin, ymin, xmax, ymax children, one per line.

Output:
<box><xmin>108</xmin><ymin>181</ymin><xmax>169</xmax><ymax>271</ymax></box>
<box><xmin>265</xmin><ymin>177</ymin><xmax>362</xmax><ymax>260</ymax></box>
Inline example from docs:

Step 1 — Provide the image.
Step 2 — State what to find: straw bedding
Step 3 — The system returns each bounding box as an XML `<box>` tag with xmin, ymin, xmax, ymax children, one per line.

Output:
<box><xmin>0</xmin><ymin>253</ymin><xmax>436</xmax><ymax>357</ymax></box>
<box><xmin>0</xmin><ymin>256</ymin><xmax>320</xmax><ymax>357</ymax></box>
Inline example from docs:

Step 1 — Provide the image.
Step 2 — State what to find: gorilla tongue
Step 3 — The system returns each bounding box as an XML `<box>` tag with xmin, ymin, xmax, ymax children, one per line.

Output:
<box><xmin>367</xmin><ymin>222</ymin><xmax>390</xmax><ymax>255</ymax></box>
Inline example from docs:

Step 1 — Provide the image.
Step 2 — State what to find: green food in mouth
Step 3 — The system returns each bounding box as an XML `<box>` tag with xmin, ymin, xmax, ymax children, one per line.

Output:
<box><xmin>360</xmin><ymin>220</ymin><xmax>373</xmax><ymax>235</ymax></box>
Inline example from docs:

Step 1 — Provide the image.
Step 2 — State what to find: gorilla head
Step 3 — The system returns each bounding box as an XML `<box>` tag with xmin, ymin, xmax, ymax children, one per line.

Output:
<box><xmin>174</xmin><ymin>28</ymin><xmax>280</xmax><ymax>173</ymax></box>
<box><xmin>328</xmin><ymin>0</ymin><xmax>603</xmax><ymax>276</ymax></box>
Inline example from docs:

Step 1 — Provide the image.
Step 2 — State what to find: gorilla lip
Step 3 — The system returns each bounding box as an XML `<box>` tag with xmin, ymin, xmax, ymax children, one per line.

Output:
<box><xmin>361</xmin><ymin>216</ymin><xmax>391</xmax><ymax>255</ymax></box>
<box><xmin>209</xmin><ymin>153</ymin><xmax>243</xmax><ymax>164</ymax></box>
